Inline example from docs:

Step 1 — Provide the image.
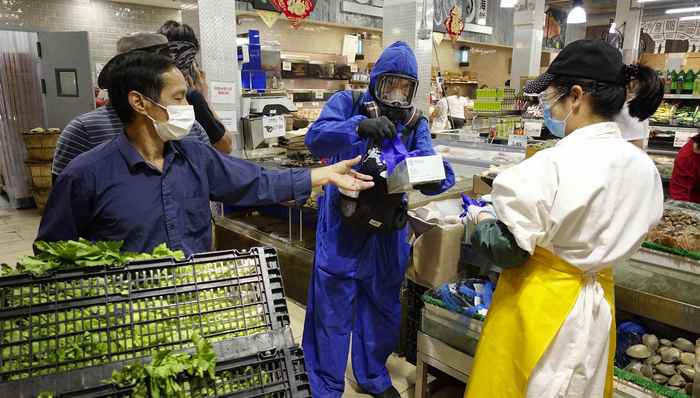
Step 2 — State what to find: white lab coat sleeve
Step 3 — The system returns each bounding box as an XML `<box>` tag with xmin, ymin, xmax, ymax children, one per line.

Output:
<box><xmin>491</xmin><ymin>151</ymin><xmax>559</xmax><ymax>254</ymax></box>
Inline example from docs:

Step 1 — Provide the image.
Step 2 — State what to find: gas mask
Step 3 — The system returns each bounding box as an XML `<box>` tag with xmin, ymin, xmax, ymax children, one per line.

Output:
<box><xmin>373</xmin><ymin>73</ymin><xmax>418</xmax><ymax>109</ymax></box>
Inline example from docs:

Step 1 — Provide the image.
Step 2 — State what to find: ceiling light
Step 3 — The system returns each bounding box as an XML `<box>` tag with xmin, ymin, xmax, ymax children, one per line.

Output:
<box><xmin>679</xmin><ymin>15</ymin><xmax>700</xmax><ymax>21</ymax></box>
<box><xmin>567</xmin><ymin>0</ymin><xmax>586</xmax><ymax>24</ymax></box>
<box><xmin>667</xmin><ymin>7</ymin><xmax>700</xmax><ymax>14</ymax></box>
<box><xmin>500</xmin><ymin>0</ymin><xmax>517</xmax><ymax>8</ymax></box>
<box><xmin>637</xmin><ymin>0</ymin><xmax>665</xmax><ymax>2</ymax></box>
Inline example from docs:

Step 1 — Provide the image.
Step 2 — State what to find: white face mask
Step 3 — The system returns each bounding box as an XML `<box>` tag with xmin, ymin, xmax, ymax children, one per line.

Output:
<box><xmin>143</xmin><ymin>97</ymin><xmax>195</xmax><ymax>141</ymax></box>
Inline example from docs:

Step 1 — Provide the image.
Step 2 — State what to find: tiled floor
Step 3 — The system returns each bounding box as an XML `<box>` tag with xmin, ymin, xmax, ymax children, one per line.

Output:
<box><xmin>0</xmin><ymin>205</ymin><xmax>463</xmax><ymax>397</ymax></box>
<box><xmin>0</xmin><ymin>206</ymin><xmax>41</xmax><ymax>265</ymax></box>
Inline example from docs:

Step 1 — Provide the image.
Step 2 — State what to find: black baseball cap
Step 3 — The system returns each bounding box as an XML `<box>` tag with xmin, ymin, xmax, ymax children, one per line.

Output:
<box><xmin>524</xmin><ymin>40</ymin><xmax>625</xmax><ymax>94</ymax></box>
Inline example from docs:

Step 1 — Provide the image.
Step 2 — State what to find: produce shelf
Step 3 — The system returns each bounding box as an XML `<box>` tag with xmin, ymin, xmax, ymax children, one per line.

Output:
<box><xmin>649</xmin><ymin>125</ymin><xmax>699</xmax><ymax>133</ymax></box>
<box><xmin>1</xmin><ymin>328</ymin><xmax>310</xmax><ymax>398</ymax></box>
<box><xmin>663</xmin><ymin>93</ymin><xmax>700</xmax><ymax>100</ymax></box>
<box><xmin>0</xmin><ymin>248</ymin><xmax>292</xmax><ymax>383</ymax></box>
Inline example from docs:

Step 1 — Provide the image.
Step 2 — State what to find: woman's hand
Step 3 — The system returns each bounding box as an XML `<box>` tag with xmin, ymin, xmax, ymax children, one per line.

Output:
<box><xmin>311</xmin><ymin>156</ymin><xmax>374</xmax><ymax>192</ymax></box>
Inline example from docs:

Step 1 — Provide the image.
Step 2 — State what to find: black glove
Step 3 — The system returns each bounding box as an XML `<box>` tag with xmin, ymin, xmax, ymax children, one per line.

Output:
<box><xmin>414</xmin><ymin>182</ymin><xmax>443</xmax><ymax>192</ymax></box>
<box><xmin>358</xmin><ymin>116</ymin><xmax>396</xmax><ymax>142</ymax></box>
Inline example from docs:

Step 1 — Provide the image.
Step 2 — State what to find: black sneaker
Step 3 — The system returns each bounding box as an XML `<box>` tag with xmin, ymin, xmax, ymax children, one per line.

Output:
<box><xmin>371</xmin><ymin>386</ymin><xmax>400</xmax><ymax>398</ymax></box>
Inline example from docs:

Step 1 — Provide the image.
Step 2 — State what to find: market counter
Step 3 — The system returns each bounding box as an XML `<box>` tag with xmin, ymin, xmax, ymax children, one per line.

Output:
<box><xmin>213</xmin><ymin>178</ymin><xmax>473</xmax><ymax>304</ymax></box>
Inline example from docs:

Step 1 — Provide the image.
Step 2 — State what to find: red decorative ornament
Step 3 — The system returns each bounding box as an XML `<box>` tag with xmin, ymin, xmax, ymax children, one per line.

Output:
<box><xmin>272</xmin><ymin>0</ymin><xmax>315</xmax><ymax>29</ymax></box>
<box><xmin>444</xmin><ymin>5</ymin><xmax>465</xmax><ymax>41</ymax></box>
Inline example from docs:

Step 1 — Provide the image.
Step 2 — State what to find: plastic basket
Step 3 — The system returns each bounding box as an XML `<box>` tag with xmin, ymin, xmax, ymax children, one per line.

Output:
<box><xmin>1</xmin><ymin>328</ymin><xmax>310</xmax><ymax>398</ymax></box>
<box><xmin>0</xmin><ymin>248</ymin><xmax>291</xmax><ymax>383</ymax></box>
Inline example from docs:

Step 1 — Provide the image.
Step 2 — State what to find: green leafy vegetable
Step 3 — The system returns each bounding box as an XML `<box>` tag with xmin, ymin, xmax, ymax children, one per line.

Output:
<box><xmin>1</xmin><ymin>239</ymin><xmax>185</xmax><ymax>277</ymax></box>
<box><xmin>109</xmin><ymin>333</ymin><xmax>216</xmax><ymax>398</ymax></box>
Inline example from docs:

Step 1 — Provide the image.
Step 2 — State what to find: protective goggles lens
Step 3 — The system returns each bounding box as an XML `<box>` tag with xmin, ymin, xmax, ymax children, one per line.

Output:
<box><xmin>374</xmin><ymin>74</ymin><xmax>418</xmax><ymax>108</ymax></box>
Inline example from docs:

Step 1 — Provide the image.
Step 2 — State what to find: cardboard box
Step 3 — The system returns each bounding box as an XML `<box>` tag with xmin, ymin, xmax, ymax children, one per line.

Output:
<box><xmin>387</xmin><ymin>155</ymin><xmax>446</xmax><ymax>194</ymax></box>
<box><xmin>472</xmin><ymin>175</ymin><xmax>492</xmax><ymax>195</ymax></box>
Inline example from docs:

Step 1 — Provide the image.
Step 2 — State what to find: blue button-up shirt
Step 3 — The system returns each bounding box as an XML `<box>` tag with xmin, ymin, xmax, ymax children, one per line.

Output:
<box><xmin>37</xmin><ymin>133</ymin><xmax>311</xmax><ymax>255</ymax></box>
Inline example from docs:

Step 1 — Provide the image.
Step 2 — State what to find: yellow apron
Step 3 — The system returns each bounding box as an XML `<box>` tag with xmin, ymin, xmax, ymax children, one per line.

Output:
<box><xmin>464</xmin><ymin>247</ymin><xmax>616</xmax><ymax>398</ymax></box>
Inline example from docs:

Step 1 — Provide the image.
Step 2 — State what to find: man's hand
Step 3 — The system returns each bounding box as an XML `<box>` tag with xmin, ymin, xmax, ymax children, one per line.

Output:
<box><xmin>358</xmin><ymin>116</ymin><xmax>396</xmax><ymax>141</ymax></box>
<box><xmin>311</xmin><ymin>156</ymin><xmax>374</xmax><ymax>192</ymax></box>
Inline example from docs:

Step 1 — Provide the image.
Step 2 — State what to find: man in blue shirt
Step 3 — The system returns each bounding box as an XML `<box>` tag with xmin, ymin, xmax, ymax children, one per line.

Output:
<box><xmin>37</xmin><ymin>51</ymin><xmax>373</xmax><ymax>255</ymax></box>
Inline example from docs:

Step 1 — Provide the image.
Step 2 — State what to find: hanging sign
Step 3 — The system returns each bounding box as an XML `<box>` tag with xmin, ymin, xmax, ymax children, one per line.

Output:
<box><xmin>443</xmin><ymin>5</ymin><xmax>465</xmax><ymax>41</ymax></box>
<box><xmin>272</xmin><ymin>0</ymin><xmax>315</xmax><ymax>29</ymax></box>
<box><xmin>256</xmin><ymin>10</ymin><xmax>281</xmax><ymax>28</ymax></box>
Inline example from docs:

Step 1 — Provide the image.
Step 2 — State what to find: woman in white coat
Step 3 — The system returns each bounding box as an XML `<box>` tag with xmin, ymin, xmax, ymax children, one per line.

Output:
<box><xmin>464</xmin><ymin>40</ymin><xmax>665</xmax><ymax>398</ymax></box>
<box><xmin>614</xmin><ymin>65</ymin><xmax>665</xmax><ymax>148</ymax></box>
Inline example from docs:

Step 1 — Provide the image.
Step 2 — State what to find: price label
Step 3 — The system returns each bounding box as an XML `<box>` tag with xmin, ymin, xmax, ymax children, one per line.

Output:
<box><xmin>282</xmin><ymin>61</ymin><xmax>292</xmax><ymax>71</ymax></box>
<box><xmin>350</xmin><ymin>64</ymin><xmax>358</xmax><ymax>73</ymax></box>
<box><xmin>311</xmin><ymin>102</ymin><xmax>319</xmax><ymax>107</ymax></box>
<box><xmin>674</xmin><ymin>130</ymin><xmax>696</xmax><ymax>147</ymax></box>
<box><xmin>508</xmin><ymin>134</ymin><xmax>528</xmax><ymax>148</ymax></box>
<box><xmin>524</xmin><ymin>121</ymin><xmax>543</xmax><ymax>137</ymax></box>
<box><xmin>314</xmin><ymin>91</ymin><xmax>324</xmax><ymax>99</ymax></box>
<box><xmin>262</xmin><ymin>115</ymin><xmax>286</xmax><ymax>139</ymax></box>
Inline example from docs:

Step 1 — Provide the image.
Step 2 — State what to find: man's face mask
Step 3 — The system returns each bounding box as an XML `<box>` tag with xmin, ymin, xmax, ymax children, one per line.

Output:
<box><xmin>138</xmin><ymin>94</ymin><xmax>195</xmax><ymax>141</ymax></box>
<box><xmin>374</xmin><ymin>74</ymin><xmax>418</xmax><ymax>109</ymax></box>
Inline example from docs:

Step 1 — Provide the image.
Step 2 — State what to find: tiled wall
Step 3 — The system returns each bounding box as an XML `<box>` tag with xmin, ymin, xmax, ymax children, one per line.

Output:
<box><xmin>0</xmin><ymin>0</ymin><xmax>181</xmax><ymax>83</ymax></box>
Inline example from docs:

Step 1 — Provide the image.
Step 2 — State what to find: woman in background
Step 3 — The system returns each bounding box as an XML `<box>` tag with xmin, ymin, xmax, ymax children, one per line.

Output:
<box><xmin>614</xmin><ymin>64</ymin><xmax>664</xmax><ymax>148</ymax></box>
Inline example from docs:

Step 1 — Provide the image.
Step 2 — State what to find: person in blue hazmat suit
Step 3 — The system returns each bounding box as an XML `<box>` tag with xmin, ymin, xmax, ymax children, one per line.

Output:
<box><xmin>302</xmin><ymin>41</ymin><xmax>455</xmax><ymax>398</ymax></box>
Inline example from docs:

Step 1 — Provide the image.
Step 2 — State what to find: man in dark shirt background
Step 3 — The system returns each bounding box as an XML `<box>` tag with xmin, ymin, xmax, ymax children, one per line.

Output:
<box><xmin>51</xmin><ymin>32</ymin><xmax>212</xmax><ymax>183</ymax></box>
<box><xmin>37</xmin><ymin>51</ymin><xmax>372</xmax><ymax>255</ymax></box>
<box><xmin>158</xmin><ymin>20</ymin><xmax>234</xmax><ymax>154</ymax></box>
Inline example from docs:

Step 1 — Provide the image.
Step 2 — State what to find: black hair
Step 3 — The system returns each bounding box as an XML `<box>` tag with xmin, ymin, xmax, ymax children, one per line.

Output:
<box><xmin>626</xmin><ymin>64</ymin><xmax>664</xmax><ymax>121</ymax></box>
<box><xmin>107</xmin><ymin>51</ymin><xmax>177</xmax><ymax>124</ymax></box>
<box><xmin>550</xmin><ymin>63</ymin><xmax>664</xmax><ymax>121</ymax></box>
<box><xmin>550</xmin><ymin>76</ymin><xmax>627</xmax><ymax>119</ymax></box>
<box><xmin>158</xmin><ymin>20</ymin><xmax>199</xmax><ymax>49</ymax></box>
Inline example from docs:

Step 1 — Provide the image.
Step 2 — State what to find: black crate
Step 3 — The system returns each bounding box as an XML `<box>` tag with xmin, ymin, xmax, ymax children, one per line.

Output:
<box><xmin>1</xmin><ymin>328</ymin><xmax>310</xmax><ymax>398</ymax></box>
<box><xmin>0</xmin><ymin>248</ymin><xmax>291</xmax><ymax>383</ymax></box>
<box><xmin>402</xmin><ymin>279</ymin><xmax>428</xmax><ymax>365</ymax></box>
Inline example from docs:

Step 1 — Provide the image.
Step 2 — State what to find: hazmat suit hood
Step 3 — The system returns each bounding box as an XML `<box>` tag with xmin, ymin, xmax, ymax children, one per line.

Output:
<box><xmin>369</xmin><ymin>42</ymin><xmax>419</xmax><ymax>115</ymax></box>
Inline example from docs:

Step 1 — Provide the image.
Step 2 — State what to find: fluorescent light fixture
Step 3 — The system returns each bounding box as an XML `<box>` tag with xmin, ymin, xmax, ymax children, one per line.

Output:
<box><xmin>679</xmin><ymin>15</ymin><xmax>700</xmax><ymax>21</ymax></box>
<box><xmin>500</xmin><ymin>0</ymin><xmax>517</xmax><ymax>8</ymax></box>
<box><xmin>637</xmin><ymin>0</ymin><xmax>665</xmax><ymax>2</ymax></box>
<box><xmin>667</xmin><ymin>7</ymin><xmax>700</xmax><ymax>14</ymax></box>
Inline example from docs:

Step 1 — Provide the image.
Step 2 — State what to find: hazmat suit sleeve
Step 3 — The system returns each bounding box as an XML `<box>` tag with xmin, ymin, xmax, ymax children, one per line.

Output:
<box><xmin>305</xmin><ymin>91</ymin><xmax>367</xmax><ymax>159</ymax></box>
<box><xmin>490</xmin><ymin>151</ymin><xmax>558</xmax><ymax>254</ymax></box>
<box><xmin>409</xmin><ymin>118</ymin><xmax>455</xmax><ymax>195</ymax></box>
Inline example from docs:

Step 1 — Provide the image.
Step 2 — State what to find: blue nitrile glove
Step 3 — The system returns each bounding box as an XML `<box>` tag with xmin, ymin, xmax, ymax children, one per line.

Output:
<box><xmin>437</xmin><ymin>283</ymin><xmax>471</xmax><ymax>313</ymax></box>
<box><xmin>460</xmin><ymin>193</ymin><xmax>487</xmax><ymax>218</ymax></box>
